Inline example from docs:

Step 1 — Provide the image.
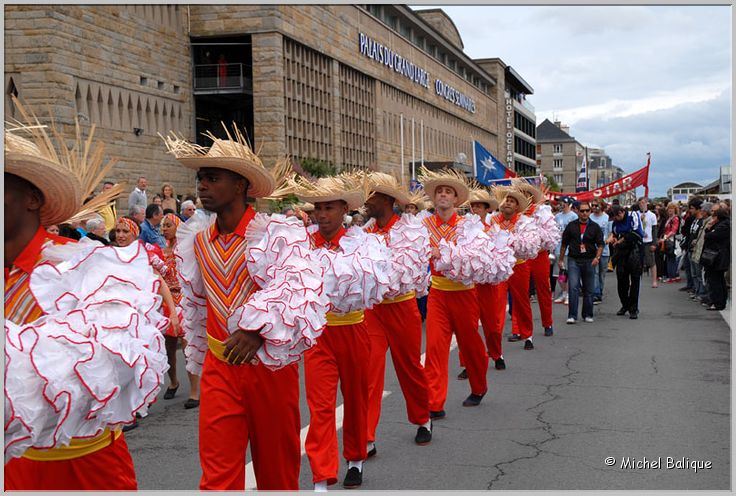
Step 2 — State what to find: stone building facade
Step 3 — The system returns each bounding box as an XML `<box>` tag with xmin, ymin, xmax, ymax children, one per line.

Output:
<box><xmin>5</xmin><ymin>5</ymin><xmax>535</xmax><ymax>209</ymax></box>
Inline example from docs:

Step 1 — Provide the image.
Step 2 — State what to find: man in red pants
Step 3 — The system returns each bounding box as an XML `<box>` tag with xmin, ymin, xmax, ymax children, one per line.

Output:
<box><xmin>457</xmin><ymin>187</ymin><xmax>501</xmax><ymax>378</ymax></box>
<box><xmin>419</xmin><ymin>168</ymin><xmax>489</xmax><ymax>419</ymax></box>
<box><xmin>165</xmin><ymin>128</ymin><xmax>325</xmax><ymax>490</ymax></box>
<box><xmin>488</xmin><ymin>186</ymin><xmax>535</xmax><ymax>351</ymax></box>
<box><xmin>363</xmin><ymin>172</ymin><xmax>433</xmax><ymax>457</ymax></box>
<box><xmin>514</xmin><ymin>181</ymin><xmax>555</xmax><ymax>337</ymax></box>
<box><xmin>289</xmin><ymin>173</ymin><xmax>373</xmax><ymax>490</ymax></box>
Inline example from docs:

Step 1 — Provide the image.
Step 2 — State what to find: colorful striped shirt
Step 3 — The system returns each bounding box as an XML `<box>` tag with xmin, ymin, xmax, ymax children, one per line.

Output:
<box><xmin>193</xmin><ymin>207</ymin><xmax>259</xmax><ymax>342</ymax></box>
<box><xmin>364</xmin><ymin>214</ymin><xmax>400</xmax><ymax>243</ymax></box>
<box><xmin>489</xmin><ymin>212</ymin><xmax>520</xmax><ymax>232</ymax></box>
<box><xmin>310</xmin><ymin>227</ymin><xmax>347</xmax><ymax>252</ymax></box>
<box><xmin>5</xmin><ymin>226</ymin><xmax>72</xmax><ymax>325</ymax></box>
<box><xmin>422</xmin><ymin>212</ymin><xmax>461</xmax><ymax>276</ymax></box>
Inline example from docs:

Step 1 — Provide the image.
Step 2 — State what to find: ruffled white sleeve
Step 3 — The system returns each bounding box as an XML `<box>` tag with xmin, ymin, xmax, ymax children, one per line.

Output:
<box><xmin>533</xmin><ymin>204</ymin><xmax>562</xmax><ymax>252</ymax></box>
<box><xmin>227</xmin><ymin>214</ymin><xmax>328</xmax><ymax>371</ymax></box>
<box><xmin>386</xmin><ymin>214</ymin><xmax>431</xmax><ymax>298</ymax></box>
<box><xmin>312</xmin><ymin>227</ymin><xmax>392</xmax><ymax>314</ymax></box>
<box><xmin>510</xmin><ymin>214</ymin><xmax>544</xmax><ymax>260</ymax></box>
<box><xmin>434</xmin><ymin>214</ymin><xmax>517</xmax><ymax>285</ymax></box>
<box><xmin>5</xmin><ymin>242</ymin><xmax>169</xmax><ymax>462</ymax></box>
<box><xmin>174</xmin><ymin>210</ymin><xmax>216</xmax><ymax>376</ymax></box>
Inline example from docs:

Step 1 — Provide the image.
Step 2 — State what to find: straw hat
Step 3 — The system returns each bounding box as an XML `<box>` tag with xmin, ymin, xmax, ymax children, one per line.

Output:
<box><xmin>466</xmin><ymin>187</ymin><xmax>499</xmax><ymax>210</ymax></box>
<box><xmin>284</xmin><ymin>170</ymin><xmax>368</xmax><ymax>210</ymax></box>
<box><xmin>512</xmin><ymin>178</ymin><xmax>544</xmax><ymax>204</ymax></box>
<box><xmin>405</xmin><ymin>189</ymin><xmax>428</xmax><ymax>211</ymax></box>
<box><xmin>299</xmin><ymin>202</ymin><xmax>315</xmax><ymax>213</ymax></box>
<box><xmin>161</xmin><ymin>124</ymin><xmax>289</xmax><ymax>198</ymax></box>
<box><xmin>494</xmin><ymin>185</ymin><xmax>531</xmax><ymax>213</ymax></box>
<box><xmin>418</xmin><ymin>167</ymin><xmax>470</xmax><ymax>206</ymax></box>
<box><xmin>367</xmin><ymin>171</ymin><xmax>412</xmax><ymax>206</ymax></box>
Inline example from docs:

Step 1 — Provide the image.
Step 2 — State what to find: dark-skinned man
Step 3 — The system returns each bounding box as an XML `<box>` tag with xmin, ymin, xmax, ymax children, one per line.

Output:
<box><xmin>287</xmin><ymin>172</ymin><xmax>390</xmax><ymax>491</ymax></box>
<box><xmin>419</xmin><ymin>167</ymin><xmax>489</xmax><ymax>418</ymax></box>
<box><xmin>363</xmin><ymin>172</ymin><xmax>433</xmax><ymax>459</ymax></box>
<box><xmin>485</xmin><ymin>186</ymin><xmax>535</xmax><ymax>354</ymax></box>
<box><xmin>162</xmin><ymin>129</ymin><xmax>328</xmax><ymax>490</ymax></box>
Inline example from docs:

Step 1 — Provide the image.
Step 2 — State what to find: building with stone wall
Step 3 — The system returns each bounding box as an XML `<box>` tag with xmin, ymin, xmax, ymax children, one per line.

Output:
<box><xmin>5</xmin><ymin>4</ymin><xmax>536</xmax><ymax>210</ymax></box>
<box><xmin>536</xmin><ymin>118</ymin><xmax>583</xmax><ymax>192</ymax></box>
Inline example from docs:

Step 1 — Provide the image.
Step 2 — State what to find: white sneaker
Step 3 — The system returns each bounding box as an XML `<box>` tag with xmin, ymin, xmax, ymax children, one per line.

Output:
<box><xmin>563</xmin><ymin>297</ymin><xmax>569</xmax><ymax>305</ymax></box>
<box><xmin>554</xmin><ymin>295</ymin><xmax>565</xmax><ymax>303</ymax></box>
<box><xmin>566</xmin><ymin>317</ymin><xmax>576</xmax><ymax>324</ymax></box>
<box><xmin>584</xmin><ymin>317</ymin><xmax>594</xmax><ymax>323</ymax></box>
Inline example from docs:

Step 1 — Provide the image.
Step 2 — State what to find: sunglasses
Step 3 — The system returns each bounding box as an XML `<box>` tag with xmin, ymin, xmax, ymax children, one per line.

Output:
<box><xmin>578</xmin><ymin>209</ymin><xmax>591</xmax><ymax>213</ymax></box>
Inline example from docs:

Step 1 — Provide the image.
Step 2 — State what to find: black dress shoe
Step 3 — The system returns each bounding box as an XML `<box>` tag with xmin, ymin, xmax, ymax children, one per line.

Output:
<box><xmin>163</xmin><ymin>384</ymin><xmax>179</xmax><ymax>400</ymax></box>
<box><xmin>629</xmin><ymin>311</ymin><xmax>639</xmax><ymax>319</ymax></box>
<box><xmin>415</xmin><ymin>422</ymin><xmax>432</xmax><ymax>445</ymax></box>
<box><xmin>367</xmin><ymin>445</ymin><xmax>377</xmax><ymax>458</ymax></box>
<box><xmin>616</xmin><ymin>307</ymin><xmax>628</xmax><ymax>316</ymax></box>
<box><xmin>343</xmin><ymin>466</ymin><xmax>363</xmax><ymax>488</ymax></box>
<box><xmin>494</xmin><ymin>357</ymin><xmax>506</xmax><ymax>370</ymax></box>
<box><xmin>456</xmin><ymin>368</ymin><xmax>468</xmax><ymax>380</ymax></box>
<box><xmin>507</xmin><ymin>334</ymin><xmax>522</xmax><ymax>342</ymax></box>
<box><xmin>524</xmin><ymin>339</ymin><xmax>534</xmax><ymax>350</ymax></box>
<box><xmin>429</xmin><ymin>410</ymin><xmax>446</xmax><ymax>420</ymax></box>
<box><xmin>462</xmin><ymin>393</ymin><xmax>485</xmax><ymax>407</ymax></box>
<box><xmin>122</xmin><ymin>419</ymin><xmax>138</xmax><ymax>433</ymax></box>
<box><xmin>184</xmin><ymin>398</ymin><xmax>200</xmax><ymax>409</ymax></box>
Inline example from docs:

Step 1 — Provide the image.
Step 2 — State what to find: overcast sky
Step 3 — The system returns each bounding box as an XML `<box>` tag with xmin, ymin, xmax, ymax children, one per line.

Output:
<box><xmin>411</xmin><ymin>5</ymin><xmax>731</xmax><ymax>197</ymax></box>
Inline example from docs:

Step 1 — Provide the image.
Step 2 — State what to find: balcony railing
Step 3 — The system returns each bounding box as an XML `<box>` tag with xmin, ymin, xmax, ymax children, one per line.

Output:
<box><xmin>193</xmin><ymin>63</ymin><xmax>251</xmax><ymax>93</ymax></box>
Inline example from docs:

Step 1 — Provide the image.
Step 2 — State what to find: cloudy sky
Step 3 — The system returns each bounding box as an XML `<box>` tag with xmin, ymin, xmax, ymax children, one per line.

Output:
<box><xmin>412</xmin><ymin>5</ymin><xmax>731</xmax><ymax>197</ymax></box>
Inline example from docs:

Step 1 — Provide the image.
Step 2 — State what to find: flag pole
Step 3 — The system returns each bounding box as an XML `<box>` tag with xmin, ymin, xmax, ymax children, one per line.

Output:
<box><xmin>472</xmin><ymin>139</ymin><xmax>477</xmax><ymax>179</ymax></box>
<box><xmin>400</xmin><ymin>113</ymin><xmax>404</xmax><ymax>185</ymax></box>
<box><xmin>411</xmin><ymin>117</ymin><xmax>416</xmax><ymax>181</ymax></box>
<box><xmin>644</xmin><ymin>152</ymin><xmax>651</xmax><ymax>198</ymax></box>
<box><xmin>420</xmin><ymin>119</ymin><xmax>424</xmax><ymax>174</ymax></box>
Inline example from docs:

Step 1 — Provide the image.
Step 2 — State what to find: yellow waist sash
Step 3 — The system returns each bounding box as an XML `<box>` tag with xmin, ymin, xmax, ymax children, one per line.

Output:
<box><xmin>207</xmin><ymin>333</ymin><xmax>229</xmax><ymax>363</ymax></box>
<box><xmin>22</xmin><ymin>429</ymin><xmax>121</xmax><ymax>461</ymax></box>
<box><xmin>431</xmin><ymin>275</ymin><xmax>474</xmax><ymax>291</ymax></box>
<box><xmin>515</xmin><ymin>259</ymin><xmax>526</xmax><ymax>265</ymax></box>
<box><xmin>381</xmin><ymin>291</ymin><xmax>416</xmax><ymax>305</ymax></box>
<box><xmin>325</xmin><ymin>310</ymin><xmax>365</xmax><ymax>326</ymax></box>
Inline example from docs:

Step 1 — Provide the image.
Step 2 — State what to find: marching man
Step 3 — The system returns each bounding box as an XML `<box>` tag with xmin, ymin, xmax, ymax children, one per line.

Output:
<box><xmin>162</xmin><ymin>127</ymin><xmax>329</xmax><ymax>490</ymax></box>
<box><xmin>363</xmin><ymin>172</ymin><xmax>434</xmax><ymax>457</ymax></box>
<box><xmin>5</xmin><ymin>102</ymin><xmax>168</xmax><ymax>490</ymax></box>
<box><xmin>286</xmin><ymin>171</ymin><xmax>392</xmax><ymax>490</ymax></box>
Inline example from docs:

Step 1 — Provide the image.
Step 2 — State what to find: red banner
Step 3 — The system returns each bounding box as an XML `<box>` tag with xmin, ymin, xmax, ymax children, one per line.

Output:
<box><xmin>547</xmin><ymin>164</ymin><xmax>650</xmax><ymax>202</ymax></box>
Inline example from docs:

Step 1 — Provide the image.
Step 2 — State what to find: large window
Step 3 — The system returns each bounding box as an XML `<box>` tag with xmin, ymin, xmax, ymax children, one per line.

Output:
<box><xmin>553</xmin><ymin>159</ymin><xmax>563</xmax><ymax>170</ymax></box>
<box><xmin>553</xmin><ymin>144</ymin><xmax>562</xmax><ymax>153</ymax></box>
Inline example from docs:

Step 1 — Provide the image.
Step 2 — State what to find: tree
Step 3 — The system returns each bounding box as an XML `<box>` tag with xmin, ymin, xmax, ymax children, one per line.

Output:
<box><xmin>298</xmin><ymin>157</ymin><xmax>337</xmax><ymax>178</ymax></box>
<box><xmin>544</xmin><ymin>174</ymin><xmax>561</xmax><ymax>192</ymax></box>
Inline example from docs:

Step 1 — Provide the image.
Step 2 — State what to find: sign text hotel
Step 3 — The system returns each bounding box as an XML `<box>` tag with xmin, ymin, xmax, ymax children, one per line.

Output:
<box><xmin>358</xmin><ymin>32</ymin><xmax>476</xmax><ymax>114</ymax></box>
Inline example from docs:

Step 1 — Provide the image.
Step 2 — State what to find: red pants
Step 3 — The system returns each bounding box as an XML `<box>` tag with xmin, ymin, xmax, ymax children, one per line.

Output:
<box><xmin>507</xmin><ymin>262</ymin><xmax>533</xmax><ymax>339</ymax></box>
<box><xmin>4</xmin><ymin>432</ymin><xmax>137</xmax><ymax>490</ymax></box>
<box><xmin>199</xmin><ymin>352</ymin><xmax>301</xmax><ymax>490</ymax></box>
<box><xmin>477</xmin><ymin>283</ymin><xmax>504</xmax><ymax>360</ymax></box>
<box><xmin>365</xmin><ymin>299</ymin><xmax>429</xmax><ymax>443</ymax></box>
<box><xmin>425</xmin><ymin>287</ymin><xmax>488</xmax><ymax>411</ymax></box>
<box><xmin>304</xmin><ymin>322</ymin><xmax>370</xmax><ymax>485</ymax></box>
<box><xmin>525</xmin><ymin>250</ymin><xmax>553</xmax><ymax>328</ymax></box>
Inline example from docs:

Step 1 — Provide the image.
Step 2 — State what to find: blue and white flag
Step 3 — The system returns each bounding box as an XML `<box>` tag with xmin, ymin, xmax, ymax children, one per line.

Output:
<box><xmin>473</xmin><ymin>140</ymin><xmax>516</xmax><ymax>185</ymax></box>
<box><xmin>576</xmin><ymin>154</ymin><xmax>588</xmax><ymax>192</ymax></box>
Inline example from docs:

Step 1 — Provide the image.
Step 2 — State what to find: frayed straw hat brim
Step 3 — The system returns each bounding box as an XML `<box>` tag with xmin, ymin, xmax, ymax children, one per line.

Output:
<box><xmin>178</xmin><ymin>156</ymin><xmax>276</xmax><ymax>198</ymax></box>
<box><xmin>6</xmin><ymin>153</ymin><xmax>81</xmax><ymax>226</ymax></box>
<box><xmin>495</xmin><ymin>188</ymin><xmax>531</xmax><ymax>213</ymax></box>
<box><xmin>422</xmin><ymin>178</ymin><xmax>469</xmax><ymax>206</ymax></box>
<box><xmin>296</xmin><ymin>191</ymin><xmax>365</xmax><ymax>211</ymax></box>
<box><xmin>371</xmin><ymin>185</ymin><xmax>412</xmax><ymax>207</ymax></box>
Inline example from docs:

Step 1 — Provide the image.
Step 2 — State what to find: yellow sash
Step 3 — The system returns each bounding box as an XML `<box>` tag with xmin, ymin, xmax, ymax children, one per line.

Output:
<box><xmin>22</xmin><ymin>429</ymin><xmax>121</xmax><ymax>461</ymax></box>
<box><xmin>381</xmin><ymin>291</ymin><xmax>416</xmax><ymax>305</ymax></box>
<box><xmin>515</xmin><ymin>259</ymin><xmax>526</xmax><ymax>265</ymax></box>
<box><xmin>431</xmin><ymin>275</ymin><xmax>474</xmax><ymax>291</ymax></box>
<box><xmin>207</xmin><ymin>333</ymin><xmax>229</xmax><ymax>363</ymax></box>
<box><xmin>325</xmin><ymin>310</ymin><xmax>365</xmax><ymax>326</ymax></box>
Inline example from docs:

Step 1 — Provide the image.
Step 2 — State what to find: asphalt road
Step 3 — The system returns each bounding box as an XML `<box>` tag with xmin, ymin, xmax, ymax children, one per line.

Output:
<box><xmin>126</xmin><ymin>273</ymin><xmax>731</xmax><ymax>490</ymax></box>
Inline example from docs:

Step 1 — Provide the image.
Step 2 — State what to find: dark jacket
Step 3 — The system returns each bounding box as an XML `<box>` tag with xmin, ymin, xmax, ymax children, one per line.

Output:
<box><xmin>86</xmin><ymin>232</ymin><xmax>111</xmax><ymax>246</ymax></box>
<box><xmin>703</xmin><ymin>219</ymin><xmax>731</xmax><ymax>271</ymax></box>
<box><xmin>561</xmin><ymin>220</ymin><xmax>604</xmax><ymax>260</ymax></box>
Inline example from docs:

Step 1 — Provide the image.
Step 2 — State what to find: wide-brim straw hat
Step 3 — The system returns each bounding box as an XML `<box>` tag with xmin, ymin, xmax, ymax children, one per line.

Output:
<box><xmin>466</xmin><ymin>187</ymin><xmax>499</xmax><ymax>210</ymax></box>
<box><xmin>161</xmin><ymin>125</ymin><xmax>286</xmax><ymax>198</ymax></box>
<box><xmin>512</xmin><ymin>178</ymin><xmax>544</xmax><ymax>204</ymax></box>
<box><xmin>405</xmin><ymin>189</ymin><xmax>428</xmax><ymax>211</ymax></box>
<box><xmin>418</xmin><ymin>167</ymin><xmax>470</xmax><ymax>206</ymax></box>
<box><xmin>285</xmin><ymin>171</ymin><xmax>367</xmax><ymax>211</ymax></box>
<box><xmin>4</xmin><ymin>98</ymin><xmax>92</xmax><ymax>227</ymax></box>
<box><xmin>368</xmin><ymin>171</ymin><xmax>412</xmax><ymax>206</ymax></box>
<box><xmin>494</xmin><ymin>185</ymin><xmax>532</xmax><ymax>213</ymax></box>
<box><xmin>299</xmin><ymin>202</ymin><xmax>315</xmax><ymax>213</ymax></box>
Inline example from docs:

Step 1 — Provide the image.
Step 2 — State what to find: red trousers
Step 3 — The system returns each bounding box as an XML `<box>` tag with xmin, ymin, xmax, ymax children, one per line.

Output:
<box><xmin>477</xmin><ymin>283</ymin><xmax>504</xmax><ymax>360</ymax></box>
<box><xmin>507</xmin><ymin>261</ymin><xmax>533</xmax><ymax>339</ymax></box>
<box><xmin>4</xmin><ymin>432</ymin><xmax>137</xmax><ymax>490</ymax></box>
<box><xmin>199</xmin><ymin>352</ymin><xmax>301</xmax><ymax>490</ymax></box>
<box><xmin>425</xmin><ymin>287</ymin><xmax>488</xmax><ymax>411</ymax></box>
<box><xmin>523</xmin><ymin>250</ymin><xmax>553</xmax><ymax>328</ymax></box>
<box><xmin>365</xmin><ymin>298</ymin><xmax>429</xmax><ymax>443</ymax></box>
<box><xmin>304</xmin><ymin>322</ymin><xmax>370</xmax><ymax>485</ymax></box>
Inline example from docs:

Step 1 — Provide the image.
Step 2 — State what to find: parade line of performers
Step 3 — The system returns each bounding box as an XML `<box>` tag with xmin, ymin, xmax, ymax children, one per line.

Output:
<box><xmin>4</xmin><ymin>102</ymin><xmax>561</xmax><ymax>491</ymax></box>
